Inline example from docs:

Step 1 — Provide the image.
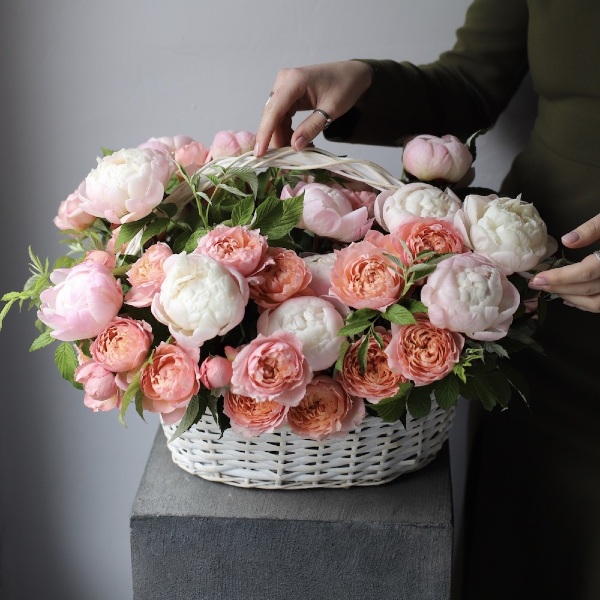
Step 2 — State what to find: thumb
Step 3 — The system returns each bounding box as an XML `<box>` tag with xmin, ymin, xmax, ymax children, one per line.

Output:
<box><xmin>561</xmin><ymin>213</ymin><xmax>600</xmax><ymax>248</ymax></box>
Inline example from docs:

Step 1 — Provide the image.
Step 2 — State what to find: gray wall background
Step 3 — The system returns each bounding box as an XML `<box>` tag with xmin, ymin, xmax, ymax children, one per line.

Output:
<box><xmin>0</xmin><ymin>2</ymin><xmax>535</xmax><ymax>599</ymax></box>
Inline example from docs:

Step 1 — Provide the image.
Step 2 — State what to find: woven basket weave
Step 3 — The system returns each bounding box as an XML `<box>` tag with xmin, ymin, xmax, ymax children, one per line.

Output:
<box><xmin>161</xmin><ymin>405</ymin><xmax>454</xmax><ymax>489</ymax></box>
<box><xmin>159</xmin><ymin>147</ymin><xmax>453</xmax><ymax>489</ymax></box>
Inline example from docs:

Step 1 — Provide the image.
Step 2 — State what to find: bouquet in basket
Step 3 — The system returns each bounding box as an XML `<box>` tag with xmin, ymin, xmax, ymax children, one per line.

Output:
<box><xmin>0</xmin><ymin>130</ymin><xmax>557</xmax><ymax>443</ymax></box>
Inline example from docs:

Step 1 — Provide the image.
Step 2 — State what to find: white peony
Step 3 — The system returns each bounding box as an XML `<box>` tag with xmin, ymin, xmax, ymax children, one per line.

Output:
<box><xmin>374</xmin><ymin>183</ymin><xmax>462</xmax><ymax>232</ymax></box>
<box><xmin>256</xmin><ymin>296</ymin><xmax>344</xmax><ymax>371</ymax></box>
<box><xmin>78</xmin><ymin>147</ymin><xmax>175</xmax><ymax>224</ymax></box>
<box><xmin>454</xmin><ymin>194</ymin><xmax>552</xmax><ymax>275</ymax></box>
<box><xmin>151</xmin><ymin>253</ymin><xmax>248</xmax><ymax>348</ymax></box>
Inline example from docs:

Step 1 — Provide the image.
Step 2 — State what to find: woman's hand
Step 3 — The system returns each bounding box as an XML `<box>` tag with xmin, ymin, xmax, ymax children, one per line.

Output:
<box><xmin>529</xmin><ymin>213</ymin><xmax>600</xmax><ymax>312</ymax></box>
<box><xmin>254</xmin><ymin>61</ymin><xmax>372</xmax><ymax>157</ymax></box>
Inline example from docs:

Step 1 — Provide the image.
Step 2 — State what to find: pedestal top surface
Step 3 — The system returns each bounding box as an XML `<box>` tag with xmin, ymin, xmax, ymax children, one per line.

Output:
<box><xmin>131</xmin><ymin>427</ymin><xmax>452</xmax><ymax>526</ymax></box>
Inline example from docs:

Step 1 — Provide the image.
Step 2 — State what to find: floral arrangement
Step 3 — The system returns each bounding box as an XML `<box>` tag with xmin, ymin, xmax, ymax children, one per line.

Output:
<box><xmin>0</xmin><ymin>129</ymin><xmax>556</xmax><ymax>443</ymax></box>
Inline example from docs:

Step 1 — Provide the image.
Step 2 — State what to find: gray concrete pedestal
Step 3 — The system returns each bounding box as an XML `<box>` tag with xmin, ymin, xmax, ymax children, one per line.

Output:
<box><xmin>130</xmin><ymin>428</ymin><xmax>453</xmax><ymax>600</ymax></box>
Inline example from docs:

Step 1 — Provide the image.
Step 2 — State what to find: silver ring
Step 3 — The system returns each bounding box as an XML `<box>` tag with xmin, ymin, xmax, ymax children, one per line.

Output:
<box><xmin>265</xmin><ymin>91</ymin><xmax>274</xmax><ymax>106</ymax></box>
<box><xmin>313</xmin><ymin>108</ymin><xmax>332</xmax><ymax>130</ymax></box>
<box><xmin>594</xmin><ymin>249</ymin><xmax>600</xmax><ymax>262</ymax></box>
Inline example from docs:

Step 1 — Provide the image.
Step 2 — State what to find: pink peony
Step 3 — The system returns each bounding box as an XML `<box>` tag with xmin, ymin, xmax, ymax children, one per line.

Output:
<box><xmin>37</xmin><ymin>261</ymin><xmax>123</xmax><ymax>341</ymax></box>
<box><xmin>329</xmin><ymin>240</ymin><xmax>405</xmax><ymax>311</ymax></box>
<box><xmin>74</xmin><ymin>360</ymin><xmax>121</xmax><ymax>412</ymax></box>
<box><xmin>199</xmin><ymin>355</ymin><xmax>233</xmax><ymax>390</ymax></box>
<box><xmin>287</xmin><ymin>375</ymin><xmax>365</xmax><ymax>441</ymax></box>
<box><xmin>140</xmin><ymin>342</ymin><xmax>201</xmax><ymax>424</ymax></box>
<box><xmin>230</xmin><ymin>332</ymin><xmax>312</xmax><ymax>407</ymax></box>
<box><xmin>281</xmin><ymin>182</ymin><xmax>373</xmax><ymax>242</ymax></box>
<box><xmin>223</xmin><ymin>391</ymin><xmax>289</xmax><ymax>437</ymax></box>
<box><xmin>84</xmin><ymin>250</ymin><xmax>117</xmax><ymax>269</ymax></box>
<box><xmin>54</xmin><ymin>189</ymin><xmax>97</xmax><ymax>231</ymax></box>
<box><xmin>402</xmin><ymin>134</ymin><xmax>473</xmax><ymax>183</ymax></box>
<box><xmin>338</xmin><ymin>329</ymin><xmax>406</xmax><ymax>402</ymax></box>
<box><xmin>77</xmin><ymin>147</ymin><xmax>175</xmax><ymax>224</ymax></box>
<box><xmin>208</xmin><ymin>130</ymin><xmax>256</xmax><ymax>159</ymax></box>
<box><xmin>90</xmin><ymin>316</ymin><xmax>153</xmax><ymax>373</ymax></box>
<box><xmin>421</xmin><ymin>252</ymin><xmax>520</xmax><ymax>341</ymax></box>
<box><xmin>174</xmin><ymin>141</ymin><xmax>209</xmax><ymax>173</ymax></box>
<box><xmin>248</xmin><ymin>247</ymin><xmax>312</xmax><ymax>309</ymax></box>
<box><xmin>385</xmin><ymin>316</ymin><xmax>464</xmax><ymax>386</ymax></box>
<box><xmin>139</xmin><ymin>135</ymin><xmax>194</xmax><ymax>154</ymax></box>
<box><xmin>125</xmin><ymin>242</ymin><xmax>173</xmax><ymax>307</ymax></box>
<box><xmin>194</xmin><ymin>225</ymin><xmax>268</xmax><ymax>277</ymax></box>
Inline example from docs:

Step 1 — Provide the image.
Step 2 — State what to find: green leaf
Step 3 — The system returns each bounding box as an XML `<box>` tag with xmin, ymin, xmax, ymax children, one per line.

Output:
<box><xmin>159</xmin><ymin>202</ymin><xmax>179</xmax><ymax>219</ymax></box>
<box><xmin>252</xmin><ymin>195</ymin><xmax>303</xmax><ymax>240</ymax></box>
<box><xmin>183</xmin><ymin>227</ymin><xmax>209</xmax><ymax>253</ymax></box>
<box><xmin>164</xmin><ymin>174</ymin><xmax>181</xmax><ymax>195</ymax></box>
<box><xmin>119</xmin><ymin>371</ymin><xmax>141</xmax><ymax>425</ymax></box>
<box><xmin>141</xmin><ymin>217</ymin><xmax>171</xmax><ymax>246</ymax></box>
<box><xmin>407</xmin><ymin>386</ymin><xmax>433</xmax><ymax>419</ymax></box>
<box><xmin>54</xmin><ymin>342</ymin><xmax>78</xmax><ymax>383</ymax></box>
<box><xmin>30</xmin><ymin>331</ymin><xmax>56</xmax><ymax>352</ymax></box>
<box><xmin>334</xmin><ymin>339</ymin><xmax>350</xmax><ymax>372</ymax></box>
<box><xmin>381</xmin><ymin>304</ymin><xmax>417</xmax><ymax>326</ymax></box>
<box><xmin>116</xmin><ymin>215</ymin><xmax>154</xmax><ymax>248</ymax></box>
<box><xmin>498</xmin><ymin>361</ymin><xmax>530</xmax><ymax>406</ymax></box>
<box><xmin>231</xmin><ymin>196</ymin><xmax>256</xmax><ymax>226</ymax></box>
<box><xmin>167</xmin><ymin>394</ymin><xmax>204</xmax><ymax>443</ymax></box>
<box><xmin>369</xmin><ymin>383</ymin><xmax>412</xmax><ymax>423</ymax></box>
<box><xmin>357</xmin><ymin>333</ymin><xmax>370</xmax><ymax>375</ymax></box>
<box><xmin>338</xmin><ymin>320</ymin><xmax>373</xmax><ymax>337</ymax></box>
<box><xmin>432</xmin><ymin>374</ymin><xmax>461</xmax><ymax>410</ymax></box>
<box><xmin>101</xmin><ymin>146</ymin><xmax>114</xmax><ymax>157</ymax></box>
<box><xmin>404</xmin><ymin>298</ymin><xmax>428</xmax><ymax>314</ymax></box>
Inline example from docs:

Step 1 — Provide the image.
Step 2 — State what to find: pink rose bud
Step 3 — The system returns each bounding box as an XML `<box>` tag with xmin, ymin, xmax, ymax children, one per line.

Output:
<box><xmin>74</xmin><ymin>360</ymin><xmax>121</xmax><ymax>412</ymax></box>
<box><xmin>209</xmin><ymin>130</ymin><xmax>256</xmax><ymax>159</ymax></box>
<box><xmin>199</xmin><ymin>355</ymin><xmax>233</xmax><ymax>389</ymax></box>
<box><xmin>54</xmin><ymin>190</ymin><xmax>97</xmax><ymax>231</ymax></box>
<box><xmin>402</xmin><ymin>134</ymin><xmax>473</xmax><ymax>183</ymax></box>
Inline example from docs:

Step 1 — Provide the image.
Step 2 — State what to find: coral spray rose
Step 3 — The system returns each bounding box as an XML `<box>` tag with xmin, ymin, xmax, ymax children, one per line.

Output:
<box><xmin>90</xmin><ymin>317</ymin><xmax>153</xmax><ymax>373</ymax></box>
<box><xmin>385</xmin><ymin>316</ymin><xmax>465</xmax><ymax>386</ymax></box>
<box><xmin>230</xmin><ymin>332</ymin><xmax>312</xmax><ymax>407</ymax></box>
<box><xmin>339</xmin><ymin>329</ymin><xmax>406</xmax><ymax>402</ymax></box>
<box><xmin>330</xmin><ymin>240</ymin><xmax>405</xmax><ymax>310</ymax></box>
<box><xmin>140</xmin><ymin>342</ymin><xmax>200</xmax><ymax>424</ymax></box>
<box><xmin>287</xmin><ymin>375</ymin><xmax>365</xmax><ymax>441</ymax></box>
<box><xmin>125</xmin><ymin>242</ymin><xmax>173</xmax><ymax>307</ymax></box>
<box><xmin>223</xmin><ymin>391</ymin><xmax>289</xmax><ymax>437</ymax></box>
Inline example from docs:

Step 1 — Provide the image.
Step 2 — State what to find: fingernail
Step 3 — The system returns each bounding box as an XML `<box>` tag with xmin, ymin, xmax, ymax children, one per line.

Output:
<box><xmin>253</xmin><ymin>142</ymin><xmax>261</xmax><ymax>156</ymax></box>
<box><xmin>563</xmin><ymin>301</ymin><xmax>575</xmax><ymax>308</ymax></box>
<box><xmin>295</xmin><ymin>136</ymin><xmax>308</xmax><ymax>151</ymax></box>
<box><xmin>562</xmin><ymin>231</ymin><xmax>580</xmax><ymax>244</ymax></box>
<box><xmin>529</xmin><ymin>276</ymin><xmax>548</xmax><ymax>288</ymax></box>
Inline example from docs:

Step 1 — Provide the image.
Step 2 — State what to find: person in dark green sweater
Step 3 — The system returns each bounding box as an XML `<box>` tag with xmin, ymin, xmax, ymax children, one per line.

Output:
<box><xmin>254</xmin><ymin>1</ymin><xmax>600</xmax><ymax>598</ymax></box>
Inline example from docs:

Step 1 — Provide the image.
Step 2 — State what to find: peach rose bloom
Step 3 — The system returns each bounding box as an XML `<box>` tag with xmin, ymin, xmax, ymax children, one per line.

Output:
<box><xmin>287</xmin><ymin>375</ymin><xmax>366</xmax><ymax>441</ymax></box>
<box><xmin>74</xmin><ymin>360</ymin><xmax>121</xmax><ymax>412</ymax></box>
<box><xmin>230</xmin><ymin>332</ymin><xmax>312</xmax><ymax>407</ymax></box>
<box><xmin>330</xmin><ymin>240</ymin><xmax>405</xmax><ymax>311</ymax></box>
<box><xmin>194</xmin><ymin>225</ymin><xmax>267</xmax><ymax>277</ymax></box>
<box><xmin>91</xmin><ymin>316</ymin><xmax>153</xmax><ymax>373</ymax></box>
<box><xmin>392</xmin><ymin>217</ymin><xmax>465</xmax><ymax>263</ymax></box>
<box><xmin>223</xmin><ymin>391</ymin><xmax>289</xmax><ymax>437</ymax></box>
<box><xmin>339</xmin><ymin>329</ymin><xmax>406</xmax><ymax>403</ymax></box>
<box><xmin>385</xmin><ymin>316</ymin><xmax>464</xmax><ymax>386</ymax></box>
<box><xmin>125</xmin><ymin>242</ymin><xmax>173</xmax><ymax>307</ymax></box>
<box><xmin>140</xmin><ymin>342</ymin><xmax>200</xmax><ymax>424</ymax></box>
<box><xmin>248</xmin><ymin>247</ymin><xmax>312</xmax><ymax>309</ymax></box>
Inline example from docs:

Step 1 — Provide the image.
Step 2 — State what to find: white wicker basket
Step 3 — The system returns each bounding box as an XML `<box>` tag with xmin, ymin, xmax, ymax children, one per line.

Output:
<box><xmin>159</xmin><ymin>147</ymin><xmax>453</xmax><ymax>489</ymax></box>
<box><xmin>161</xmin><ymin>405</ymin><xmax>454</xmax><ymax>489</ymax></box>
